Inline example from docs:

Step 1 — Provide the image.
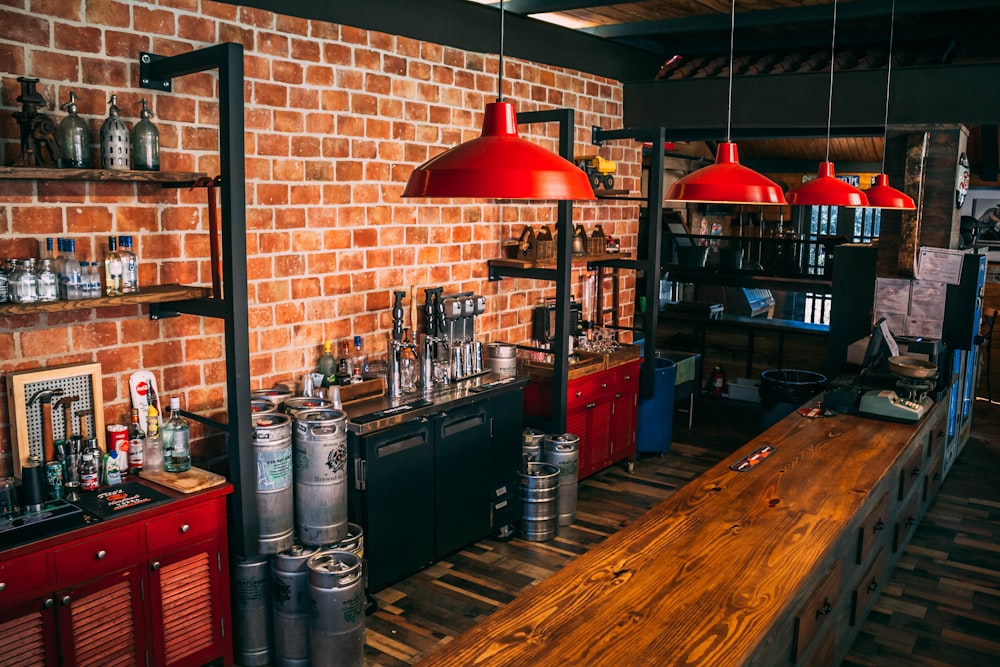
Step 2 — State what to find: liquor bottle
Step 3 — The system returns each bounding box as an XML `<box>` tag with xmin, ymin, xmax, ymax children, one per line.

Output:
<box><xmin>144</xmin><ymin>409</ymin><xmax>163</xmax><ymax>473</ymax></box>
<box><xmin>85</xmin><ymin>261</ymin><xmax>102</xmax><ymax>298</ymax></box>
<box><xmin>100</xmin><ymin>94</ymin><xmax>129</xmax><ymax>170</ymax></box>
<box><xmin>162</xmin><ymin>397</ymin><xmax>191</xmax><ymax>473</ymax></box>
<box><xmin>58</xmin><ymin>91</ymin><xmax>90</xmax><ymax>168</ymax></box>
<box><xmin>131</xmin><ymin>98</ymin><xmax>160</xmax><ymax>171</ymax></box>
<box><xmin>104</xmin><ymin>236</ymin><xmax>123</xmax><ymax>296</ymax></box>
<box><xmin>61</xmin><ymin>239</ymin><xmax>83</xmax><ymax>300</ymax></box>
<box><xmin>10</xmin><ymin>260</ymin><xmax>39</xmax><ymax>304</ymax></box>
<box><xmin>79</xmin><ymin>453</ymin><xmax>99</xmax><ymax>492</ymax></box>
<box><xmin>127</xmin><ymin>408</ymin><xmax>145</xmax><ymax>474</ymax></box>
<box><xmin>35</xmin><ymin>258</ymin><xmax>58</xmax><ymax>302</ymax></box>
<box><xmin>118</xmin><ymin>235</ymin><xmax>138</xmax><ymax>293</ymax></box>
<box><xmin>318</xmin><ymin>340</ymin><xmax>337</xmax><ymax>387</ymax></box>
<box><xmin>351</xmin><ymin>335</ymin><xmax>368</xmax><ymax>383</ymax></box>
<box><xmin>335</xmin><ymin>339</ymin><xmax>353</xmax><ymax>386</ymax></box>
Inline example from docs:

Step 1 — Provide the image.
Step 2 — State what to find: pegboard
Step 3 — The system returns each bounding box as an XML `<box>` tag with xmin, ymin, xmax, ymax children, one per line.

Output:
<box><xmin>6</xmin><ymin>362</ymin><xmax>104</xmax><ymax>478</ymax></box>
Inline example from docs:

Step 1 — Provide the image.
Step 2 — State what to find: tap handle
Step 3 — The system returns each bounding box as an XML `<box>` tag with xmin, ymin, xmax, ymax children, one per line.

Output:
<box><xmin>424</xmin><ymin>288</ymin><xmax>437</xmax><ymax>336</ymax></box>
<box><xmin>392</xmin><ymin>290</ymin><xmax>406</xmax><ymax>341</ymax></box>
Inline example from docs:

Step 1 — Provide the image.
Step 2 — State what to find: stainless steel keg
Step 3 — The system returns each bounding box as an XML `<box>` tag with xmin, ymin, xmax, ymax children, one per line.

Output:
<box><xmin>293</xmin><ymin>409</ymin><xmax>349</xmax><ymax>546</ymax></box>
<box><xmin>231</xmin><ymin>556</ymin><xmax>274</xmax><ymax>667</ymax></box>
<box><xmin>271</xmin><ymin>544</ymin><xmax>319</xmax><ymax>667</ymax></box>
<box><xmin>543</xmin><ymin>433</ymin><xmax>579</xmax><ymax>526</ymax></box>
<box><xmin>252</xmin><ymin>412</ymin><xmax>295</xmax><ymax>554</ymax></box>
<box><xmin>307</xmin><ymin>549</ymin><xmax>366</xmax><ymax>667</ymax></box>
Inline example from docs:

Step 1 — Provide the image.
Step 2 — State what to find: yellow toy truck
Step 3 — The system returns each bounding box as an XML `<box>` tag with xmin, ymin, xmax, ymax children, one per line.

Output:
<box><xmin>575</xmin><ymin>154</ymin><xmax>616</xmax><ymax>191</ymax></box>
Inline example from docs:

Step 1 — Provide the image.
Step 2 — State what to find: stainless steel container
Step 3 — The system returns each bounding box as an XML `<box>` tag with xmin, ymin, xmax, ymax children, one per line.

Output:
<box><xmin>283</xmin><ymin>396</ymin><xmax>333</xmax><ymax>418</ymax></box>
<box><xmin>251</xmin><ymin>398</ymin><xmax>278</xmax><ymax>415</ymax></box>
<box><xmin>307</xmin><ymin>549</ymin><xmax>366</xmax><ymax>667</ymax></box>
<box><xmin>519</xmin><ymin>462</ymin><xmax>560</xmax><ymax>542</ymax></box>
<box><xmin>252</xmin><ymin>413</ymin><xmax>295</xmax><ymax>554</ymax></box>
<box><xmin>543</xmin><ymin>433</ymin><xmax>579</xmax><ymax>526</ymax></box>
<box><xmin>252</xmin><ymin>387</ymin><xmax>293</xmax><ymax>410</ymax></box>
<box><xmin>294</xmin><ymin>409</ymin><xmax>349</xmax><ymax>546</ymax></box>
<box><xmin>231</xmin><ymin>556</ymin><xmax>274</xmax><ymax>667</ymax></box>
<box><xmin>484</xmin><ymin>342</ymin><xmax>517</xmax><ymax>378</ymax></box>
<box><xmin>271</xmin><ymin>544</ymin><xmax>319</xmax><ymax>667</ymax></box>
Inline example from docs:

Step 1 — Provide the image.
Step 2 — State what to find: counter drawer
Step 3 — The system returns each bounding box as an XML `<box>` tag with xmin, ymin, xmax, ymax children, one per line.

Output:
<box><xmin>856</xmin><ymin>492</ymin><xmax>889</xmax><ymax>565</ymax></box>
<box><xmin>0</xmin><ymin>550</ymin><xmax>50</xmax><ymax>601</ymax></box>
<box><xmin>566</xmin><ymin>376</ymin><xmax>594</xmax><ymax>411</ymax></box>
<box><xmin>146</xmin><ymin>499</ymin><xmax>222</xmax><ymax>554</ymax></box>
<box><xmin>53</xmin><ymin>524</ymin><xmax>142</xmax><ymax>584</ymax></box>
<box><xmin>923</xmin><ymin>454</ymin><xmax>943</xmax><ymax>503</ymax></box>
<box><xmin>897</xmin><ymin>444</ymin><xmax>923</xmax><ymax>501</ymax></box>
<box><xmin>893</xmin><ymin>492</ymin><xmax>920</xmax><ymax>553</ymax></box>
<box><xmin>851</xmin><ymin>548</ymin><xmax>885</xmax><ymax>626</ymax></box>
<box><xmin>792</xmin><ymin>559</ymin><xmax>841</xmax><ymax>663</ymax></box>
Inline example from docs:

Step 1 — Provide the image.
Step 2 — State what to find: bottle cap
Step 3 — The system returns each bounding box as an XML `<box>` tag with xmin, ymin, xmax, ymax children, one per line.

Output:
<box><xmin>169</xmin><ymin>396</ymin><xmax>180</xmax><ymax>410</ymax></box>
<box><xmin>82</xmin><ymin>453</ymin><xmax>94</xmax><ymax>461</ymax></box>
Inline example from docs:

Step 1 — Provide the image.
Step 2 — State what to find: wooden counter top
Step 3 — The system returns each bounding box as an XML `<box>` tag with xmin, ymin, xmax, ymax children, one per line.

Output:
<box><xmin>418</xmin><ymin>398</ymin><xmax>948</xmax><ymax>666</ymax></box>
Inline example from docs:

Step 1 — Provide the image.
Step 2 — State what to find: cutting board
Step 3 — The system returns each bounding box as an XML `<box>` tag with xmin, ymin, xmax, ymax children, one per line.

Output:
<box><xmin>140</xmin><ymin>466</ymin><xmax>227</xmax><ymax>493</ymax></box>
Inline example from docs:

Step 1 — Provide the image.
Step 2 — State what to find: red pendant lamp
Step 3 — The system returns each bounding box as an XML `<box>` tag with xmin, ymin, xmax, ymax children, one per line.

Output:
<box><xmin>667</xmin><ymin>1</ymin><xmax>787</xmax><ymax>206</ymax></box>
<box><xmin>864</xmin><ymin>0</ymin><xmax>916</xmax><ymax>210</ymax></box>
<box><xmin>786</xmin><ymin>0</ymin><xmax>869</xmax><ymax>208</ymax></box>
<box><xmin>402</xmin><ymin>1</ymin><xmax>594</xmax><ymax>201</ymax></box>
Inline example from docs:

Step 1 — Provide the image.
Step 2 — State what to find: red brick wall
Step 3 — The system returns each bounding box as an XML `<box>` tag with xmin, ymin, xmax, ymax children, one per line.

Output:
<box><xmin>0</xmin><ymin>0</ymin><xmax>641</xmax><ymax>475</ymax></box>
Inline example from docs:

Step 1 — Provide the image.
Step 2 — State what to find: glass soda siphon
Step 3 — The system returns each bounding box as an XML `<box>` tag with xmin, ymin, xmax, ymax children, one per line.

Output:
<box><xmin>58</xmin><ymin>91</ymin><xmax>90</xmax><ymax>168</ymax></box>
<box><xmin>131</xmin><ymin>98</ymin><xmax>159</xmax><ymax>171</ymax></box>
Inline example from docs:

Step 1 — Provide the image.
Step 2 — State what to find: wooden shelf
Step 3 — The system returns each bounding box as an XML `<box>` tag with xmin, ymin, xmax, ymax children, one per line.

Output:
<box><xmin>665</xmin><ymin>266</ymin><xmax>833</xmax><ymax>294</ymax></box>
<box><xmin>0</xmin><ymin>166</ymin><xmax>206</xmax><ymax>184</ymax></box>
<box><xmin>0</xmin><ymin>284</ymin><xmax>211</xmax><ymax>315</ymax></box>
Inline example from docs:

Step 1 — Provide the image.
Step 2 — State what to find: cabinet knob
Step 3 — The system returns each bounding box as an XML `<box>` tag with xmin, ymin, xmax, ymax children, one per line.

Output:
<box><xmin>910</xmin><ymin>467</ymin><xmax>921</xmax><ymax>478</ymax></box>
<box><xmin>575</xmin><ymin>391</ymin><xmax>582</xmax><ymax>398</ymax></box>
<box><xmin>624</xmin><ymin>375</ymin><xmax>631</xmax><ymax>381</ymax></box>
<box><xmin>867</xmin><ymin>578</ymin><xmax>878</xmax><ymax>593</ymax></box>
<box><xmin>180</xmin><ymin>524</ymin><xmax>190</xmax><ymax>533</ymax></box>
<box><xmin>586</xmin><ymin>402</ymin><xmax>596</xmax><ymax>409</ymax></box>
<box><xmin>600</xmin><ymin>383</ymin><xmax>608</xmax><ymax>389</ymax></box>
<box><xmin>44</xmin><ymin>598</ymin><xmax>54</xmax><ymax>609</ymax></box>
<box><xmin>815</xmin><ymin>598</ymin><xmax>832</xmax><ymax>619</ymax></box>
<box><xmin>151</xmin><ymin>561</ymin><xmax>161</xmax><ymax>571</ymax></box>
<box><xmin>0</xmin><ymin>582</ymin><xmax>5</xmax><ymax>593</ymax></box>
<box><xmin>96</xmin><ymin>549</ymin><xmax>107</xmax><ymax>560</ymax></box>
<box><xmin>61</xmin><ymin>595</ymin><xmax>72</xmax><ymax>606</ymax></box>
<box><xmin>873</xmin><ymin>518</ymin><xmax>886</xmax><ymax>532</ymax></box>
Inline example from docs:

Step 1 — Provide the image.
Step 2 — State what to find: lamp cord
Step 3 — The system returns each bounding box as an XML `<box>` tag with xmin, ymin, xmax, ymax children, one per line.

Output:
<box><xmin>498</xmin><ymin>0</ymin><xmax>505</xmax><ymax>102</ymax></box>
<box><xmin>880</xmin><ymin>0</ymin><xmax>897</xmax><ymax>174</ymax></box>
<box><xmin>823</xmin><ymin>0</ymin><xmax>839</xmax><ymax>163</ymax></box>
<box><xmin>726</xmin><ymin>0</ymin><xmax>735</xmax><ymax>143</ymax></box>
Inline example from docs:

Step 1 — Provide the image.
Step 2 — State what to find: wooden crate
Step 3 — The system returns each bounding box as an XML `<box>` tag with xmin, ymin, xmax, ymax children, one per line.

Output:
<box><xmin>339</xmin><ymin>377</ymin><xmax>385</xmax><ymax>405</ymax></box>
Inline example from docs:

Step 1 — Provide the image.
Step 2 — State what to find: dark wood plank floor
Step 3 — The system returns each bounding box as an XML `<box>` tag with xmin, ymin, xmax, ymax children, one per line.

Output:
<box><xmin>361</xmin><ymin>396</ymin><xmax>1000</xmax><ymax>666</ymax></box>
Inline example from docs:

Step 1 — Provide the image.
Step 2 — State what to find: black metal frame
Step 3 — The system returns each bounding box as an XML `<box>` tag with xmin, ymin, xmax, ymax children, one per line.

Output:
<box><xmin>141</xmin><ymin>43</ymin><xmax>256</xmax><ymax>558</ymax></box>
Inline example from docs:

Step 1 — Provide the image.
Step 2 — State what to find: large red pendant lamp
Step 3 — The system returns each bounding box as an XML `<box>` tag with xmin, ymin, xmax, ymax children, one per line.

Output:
<box><xmin>786</xmin><ymin>0</ymin><xmax>869</xmax><ymax>208</ymax></box>
<box><xmin>666</xmin><ymin>1</ymin><xmax>787</xmax><ymax>206</ymax></box>
<box><xmin>402</xmin><ymin>1</ymin><xmax>594</xmax><ymax>201</ymax></box>
<box><xmin>864</xmin><ymin>0</ymin><xmax>916</xmax><ymax>210</ymax></box>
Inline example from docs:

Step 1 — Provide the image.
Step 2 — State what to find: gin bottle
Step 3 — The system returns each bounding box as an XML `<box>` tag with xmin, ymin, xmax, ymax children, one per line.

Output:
<box><xmin>118</xmin><ymin>236</ymin><xmax>138</xmax><ymax>293</ymax></box>
<box><xmin>35</xmin><ymin>258</ymin><xmax>58</xmax><ymax>302</ymax></box>
<box><xmin>104</xmin><ymin>236</ymin><xmax>123</xmax><ymax>296</ymax></box>
<box><xmin>162</xmin><ymin>397</ymin><xmax>191</xmax><ymax>473</ymax></box>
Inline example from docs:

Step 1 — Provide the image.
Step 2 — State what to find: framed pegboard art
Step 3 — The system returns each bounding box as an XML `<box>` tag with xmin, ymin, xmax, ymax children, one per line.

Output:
<box><xmin>6</xmin><ymin>362</ymin><xmax>104</xmax><ymax>477</ymax></box>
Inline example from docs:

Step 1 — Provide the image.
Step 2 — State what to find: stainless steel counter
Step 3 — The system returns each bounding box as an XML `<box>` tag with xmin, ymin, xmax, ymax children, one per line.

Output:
<box><xmin>343</xmin><ymin>372</ymin><xmax>529</xmax><ymax>435</ymax></box>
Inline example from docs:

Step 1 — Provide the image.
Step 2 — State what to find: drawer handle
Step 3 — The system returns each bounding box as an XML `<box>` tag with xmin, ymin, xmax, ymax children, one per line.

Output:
<box><xmin>624</xmin><ymin>375</ymin><xmax>631</xmax><ymax>381</ymax></box>
<box><xmin>910</xmin><ymin>467</ymin><xmax>921</xmax><ymax>478</ymax></box>
<box><xmin>61</xmin><ymin>595</ymin><xmax>71</xmax><ymax>606</ymax></box>
<box><xmin>44</xmin><ymin>598</ymin><xmax>54</xmax><ymax>609</ymax></box>
<box><xmin>600</xmin><ymin>383</ymin><xmax>608</xmax><ymax>389</ymax></box>
<box><xmin>586</xmin><ymin>402</ymin><xmax>596</xmax><ymax>409</ymax></box>
<box><xmin>906</xmin><ymin>516</ymin><xmax>916</xmax><ymax>528</ymax></box>
<box><xmin>615</xmin><ymin>393</ymin><xmax>622</xmax><ymax>399</ymax></box>
<box><xmin>180</xmin><ymin>524</ymin><xmax>190</xmax><ymax>533</ymax></box>
<box><xmin>873</xmin><ymin>519</ymin><xmax>886</xmax><ymax>532</ymax></box>
<box><xmin>815</xmin><ymin>599</ymin><xmax>832</xmax><ymax>619</ymax></box>
<box><xmin>96</xmin><ymin>549</ymin><xmax>107</xmax><ymax>560</ymax></box>
<box><xmin>867</xmin><ymin>578</ymin><xmax>878</xmax><ymax>593</ymax></box>
<box><xmin>575</xmin><ymin>391</ymin><xmax>582</xmax><ymax>398</ymax></box>
<box><xmin>151</xmin><ymin>561</ymin><xmax>161</xmax><ymax>571</ymax></box>
<box><xmin>0</xmin><ymin>582</ymin><xmax>5</xmax><ymax>593</ymax></box>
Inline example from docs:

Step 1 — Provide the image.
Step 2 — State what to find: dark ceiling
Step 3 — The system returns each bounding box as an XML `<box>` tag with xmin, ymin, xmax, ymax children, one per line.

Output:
<box><xmin>231</xmin><ymin>0</ymin><xmax>1000</xmax><ymax>179</ymax></box>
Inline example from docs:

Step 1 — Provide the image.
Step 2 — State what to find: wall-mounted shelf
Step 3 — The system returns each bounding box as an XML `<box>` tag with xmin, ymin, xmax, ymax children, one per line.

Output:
<box><xmin>665</xmin><ymin>268</ymin><xmax>833</xmax><ymax>294</ymax></box>
<box><xmin>0</xmin><ymin>284</ymin><xmax>212</xmax><ymax>316</ymax></box>
<box><xmin>0</xmin><ymin>166</ymin><xmax>205</xmax><ymax>185</ymax></box>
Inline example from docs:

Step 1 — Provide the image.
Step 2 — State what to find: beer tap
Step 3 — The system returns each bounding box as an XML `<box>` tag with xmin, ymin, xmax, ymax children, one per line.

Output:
<box><xmin>387</xmin><ymin>290</ymin><xmax>407</xmax><ymax>398</ymax></box>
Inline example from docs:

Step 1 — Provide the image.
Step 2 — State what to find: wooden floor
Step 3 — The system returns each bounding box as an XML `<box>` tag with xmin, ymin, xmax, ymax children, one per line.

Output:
<box><xmin>361</xmin><ymin>396</ymin><xmax>1000</xmax><ymax>666</ymax></box>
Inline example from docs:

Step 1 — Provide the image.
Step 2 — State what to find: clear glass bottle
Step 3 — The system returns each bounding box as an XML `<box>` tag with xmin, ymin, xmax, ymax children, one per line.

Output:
<box><xmin>61</xmin><ymin>239</ymin><xmax>83</xmax><ymax>300</ymax></box>
<box><xmin>0</xmin><ymin>259</ymin><xmax>9</xmax><ymax>303</ymax></box>
<box><xmin>104</xmin><ymin>235</ymin><xmax>123</xmax><ymax>296</ymax></box>
<box><xmin>35</xmin><ymin>258</ymin><xmax>59</xmax><ymax>302</ymax></box>
<box><xmin>11</xmin><ymin>260</ymin><xmax>39</xmax><ymax>304</ymax></box>
<box><xmin>79</xmin><ymin>452</ymin><xmax>99</xmax><ymax>492</ymax></box>
<box><xmin>351</xmin><ymin>335</ymin><xmax>368</xmax><ymax>383</ymax></box>
<box><xmin>89</xmin><ymin>261</ymin><xmax>103</xmax><ymax>298</ymax></box>
<box><xmin>127</xmin><ymin>408</ymin><xmax>145</xmax><ymax>474</ymax></box>
<box><xmin>161</xmin><ymin>397</ymin><xmax>191</xmax><ymax>473</ymax></box>
<box><xmin>100</xmin><ymin>94</ymin><xmax>130</xmax><ymax>170</ymax></box>
<box><xmin>58</xmin><ymin>91</ymin><xmax>90</xmax><ymax>169</ymax></box>
<box><xmin>118</xmin><ymin>235</ymin><xmax>138</xmax><ymax>293</ymax></box>
<box><xmin>144</xmin><ymin>410</ymin><xmax>163</xmax><ymax>473</ymax></box>
<box><xmin>131</xmin><ymin>98</ymin><xmax>159</xmax><ymax>171</ymax></box>
<box><xmin>53</xmin><ymin>238</ymin><xmax>65</xmax><ymax>280</ymax></box>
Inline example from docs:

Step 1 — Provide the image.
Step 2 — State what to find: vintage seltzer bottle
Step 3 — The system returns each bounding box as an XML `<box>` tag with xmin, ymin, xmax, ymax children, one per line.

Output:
<box><xmin>100</xmin><ymin>94</ymin><xmax>130</xmax><ymax>170</ymax></box>
<box><xmin>131</xmin><ymin>98</ymin><xmax>160</xmax><ymax>171</ymax></box>
<box><xmin>58</xmin><ymin>90</ymin><xmax>90</xmax><ymax>168</ymax></box>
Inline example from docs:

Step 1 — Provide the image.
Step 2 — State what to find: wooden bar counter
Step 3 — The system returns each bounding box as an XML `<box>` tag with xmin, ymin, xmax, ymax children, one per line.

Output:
<box><xmin>419</xmin><ymin>397</ymin><xmax>950</xmax><ymax>666</ymax></box>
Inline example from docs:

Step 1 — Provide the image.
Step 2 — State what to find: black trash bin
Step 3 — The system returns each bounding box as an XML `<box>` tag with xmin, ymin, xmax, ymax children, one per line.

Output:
<box><xmin>759</xmin><ymin>369</ymin><xmax>827</xmax><ymax>429</ymax></box>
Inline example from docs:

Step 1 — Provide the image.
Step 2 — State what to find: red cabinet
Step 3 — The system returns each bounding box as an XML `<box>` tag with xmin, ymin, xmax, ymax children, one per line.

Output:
<box><xmin>0</xmin><ymin>485</ymin><xmax>232</xmax><ymax>667</ymax></box>
<box><xmin>525</xmin><ymin>359</ymin><xmax>640</xmax><ymax>479</ymax></box>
